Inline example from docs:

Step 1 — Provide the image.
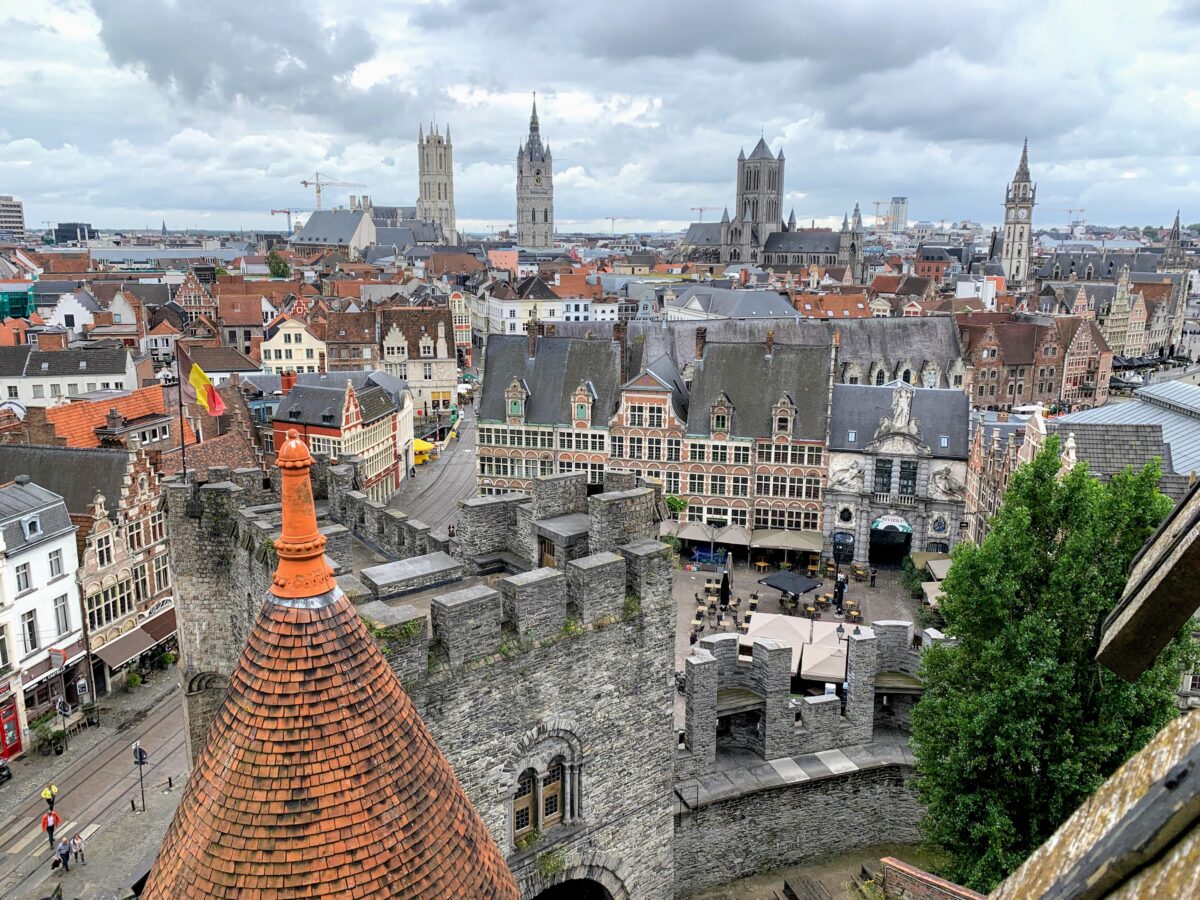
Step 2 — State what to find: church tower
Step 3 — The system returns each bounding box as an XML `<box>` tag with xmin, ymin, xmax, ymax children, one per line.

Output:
<box><xmin>517</xmin><ymin>95</ymin><xmax>554</xmax><ymax>248</ymax></box>
<box><xmin>727</xmin><ymin>138</ymin><xmax>784</xmax><ymax>263</ymax></box>
<box><xmin>416</xmin><ymin>123</ymin><xmax>458</xmax><ymax>245</ymax></box>
<box><xmin>1001</xmin><ymin>139</ymin><xmax>1036</xmax><ymax>287</ymax></box>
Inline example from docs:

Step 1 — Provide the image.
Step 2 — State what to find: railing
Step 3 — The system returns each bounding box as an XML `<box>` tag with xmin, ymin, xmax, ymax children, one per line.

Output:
<box><xmin>872</xmin><ymin>492</ymin><xmax>918</xmax><ymax>507</ymax></box>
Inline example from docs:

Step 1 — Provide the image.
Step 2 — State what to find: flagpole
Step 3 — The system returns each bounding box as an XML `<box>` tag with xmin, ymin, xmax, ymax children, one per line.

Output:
<box><xmin>177</xmin><ymin>354</ymin><xmax>188</xmax><ymax>478</ymax></box>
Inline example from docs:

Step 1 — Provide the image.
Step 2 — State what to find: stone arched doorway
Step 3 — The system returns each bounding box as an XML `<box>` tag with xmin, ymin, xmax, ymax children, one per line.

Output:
<box><xmin>533</xmin><ymin>879</ymin><xmax>612</xmax><ymax>900</ymax></box>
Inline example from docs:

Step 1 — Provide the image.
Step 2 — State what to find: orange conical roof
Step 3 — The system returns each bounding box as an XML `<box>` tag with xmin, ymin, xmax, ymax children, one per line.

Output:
<box><xmin>144</xmin><ymin>431</ymin><xmax>518</xmax><ymax>900</ymax></box>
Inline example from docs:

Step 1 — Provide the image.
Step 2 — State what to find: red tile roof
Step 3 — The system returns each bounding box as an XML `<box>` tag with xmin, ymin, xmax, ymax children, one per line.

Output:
<box><xmin>144</xmin><ymin>432</ymin><xmax>517</xmax><ymax>899</ymax></box>
<box><xmin>44</xmin><ymin>385</ymin><xmax>196</xmax><ymax>448</ymax></box>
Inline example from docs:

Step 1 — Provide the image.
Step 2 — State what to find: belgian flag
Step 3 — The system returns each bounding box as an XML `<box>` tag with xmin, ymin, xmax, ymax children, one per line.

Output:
<box><xmin>178</xmin><ymin>345</ymin><xmax>227</xmax><ymax>416</ymax></box>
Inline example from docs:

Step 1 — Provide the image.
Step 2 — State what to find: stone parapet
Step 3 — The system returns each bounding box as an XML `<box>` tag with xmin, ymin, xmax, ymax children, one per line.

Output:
<box><xmin>500</xmin><ymin>567</ymin><xmax>568</xmax><ymax>642</ymax></box>
<box><xmin>564</xmin><ymin>552</ymin><xmax>626</xmax><ymax>624</ymax></box>
<box><xmin>356</xmin><ymin>601</ymin><xmax>428</xmax><ymax>685</ymax></box>
<box><xmin>431</xmin><ymin>583</ymin><xmax>503</xmax><ymax>667</ymax></box>
<box><xmin>588</xmin><ymin>488</ymin><xmax>656</xmax><ymax>554</ymax></box>
<box><xmin>360</xmin><ymin>552</ymin><xmax>463</xmax><ymax>599</ymax></box>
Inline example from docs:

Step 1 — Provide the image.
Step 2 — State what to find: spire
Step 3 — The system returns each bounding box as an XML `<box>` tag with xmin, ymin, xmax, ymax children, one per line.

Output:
<box><xmin>1014</xmin><ymin>138</ymin><xmax>1031</xmax><ymax>182</ymax></box>
<box><xmin>748</xmin><ymin>137</ymin><xmax>774</xmax><ymax>160</ymax></box>
<box><xmin>1170</xmin><ymin>209</ymin><xmax>1182</xmax><ymax>242</ymax></box>
<box><xmin>738</xmin><ymin>147</ymin><xmax>746</xmax><ymax>161</ymax></box>
<box><xmin>721</xmin><ymin>207</ymin><xmax>730</xmax><ymax>224</ymax></box>
<box><xmin>788</xmin><ymin>208</ymin><xmax>797</xmax><ymax>230</ymax></box>
<box><xmin>143</xmin><ymin>431</ymin><xmax>519</xmax><ymax>900</ymax></box>
<box><xmin>530</xmin><ymin>91</ymin><xmax>539</xmax><ymax>134</ymax></box>
<box><xmin>419</xmin><ymin>123</ymin><xmax>424</xmax><ymax>143</ymax></box>
<box><xmin>445</xmin><ymin>122</ymin><xmax>451</xmax><ymax>143</ymax></box>
<box><xmin>841</xmin><ymin>211</ymin><xmax>849</xmax><ymax>233</ymax></box>
<box><xmin>777</xmin><ymin>146</ymin><xmax>785</xmax><ymax>162</ymax></box>
<box><xmin>852</xmin><ymin>202</ymin><xmax>862</xmax><ymax>230</ymax></box>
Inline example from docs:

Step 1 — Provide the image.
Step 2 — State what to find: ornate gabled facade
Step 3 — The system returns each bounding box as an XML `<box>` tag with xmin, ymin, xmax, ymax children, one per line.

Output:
<box><xmin>516</xmin><ymin>97</ymin><xmax>554</xmax><ymax>249</ymax></box>
<box><xmin>174</xmin><ymin>268</ymin><xmax>216</xmax><ymax>323</ymax></box>
<box><xmin>825</xmin><ymin>382</ymin><xmax>970</xmax><ymax>564</ymax></box>
<box><xmin>145</xmin><ymin>432</ymin><xmax>518</xmax><ymax>899</ymax></box>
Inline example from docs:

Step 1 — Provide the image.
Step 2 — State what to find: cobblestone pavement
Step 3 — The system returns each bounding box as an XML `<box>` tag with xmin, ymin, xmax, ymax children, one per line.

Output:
<box><xmin>0</xmin><ymin>674</ymin><xmax>186</xmax><ymax>899</ymax></box>
<box><xmin>388</xmin><ymin>410</ymin><xmax>477</xmax><ymax>533</ymax></box>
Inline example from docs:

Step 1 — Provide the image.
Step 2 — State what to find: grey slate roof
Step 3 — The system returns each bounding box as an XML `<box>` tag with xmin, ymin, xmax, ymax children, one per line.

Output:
<box><xmin>624</xmin><ymin>318</ymin><xmax>964</xmax><ymax>389</ymax></box>
<box><xmin>0</xmin><ymin>346</ymin><xmax>129</xmax><ymax>377</ymax></box>
<box><xmin>0</xmin><ymin>445</ymin><xmax>129</xmax><ymax>517</ymax></box>
<box><xmin>763</xmin><ymin>230</ymin><xmax>841</xmax><ymax>254</ymax></box>
<box><xmin>748</xmin><ymin>138</ymin><xmax>775</xmax><ymax>160</ymax></box>
<box><xmin>478</xmin><ymin>334</ymin><xmax>621</xmax><ymax>427</ymax></box>
<box><xmin>294</xmin><ymin>210</ymin><xmax>368</xmax><ymax>246</ymax></box>
<box><xmin>682</xmin><ymin>223</ymin><xmax>723</xmax><ymax>247</ymax></box>
<box><xmin>829</xmin><ymin>383</ymin><xmax>969</xmax><ymax>458</ymax></box>
<box><xmin>275</xmin><ymin>370</ymin><xmax>409</xmax><ymax>428</ymax></box>
<box><xmin>188</xmin><ymin>346</ymin><xmax>260</xmax><ymax>372</ymax></box>
<box><xmin>1044</xmin><ymin>421</ymin><xmax>1190</xmax><ymax>502</ymax></box>
<box><xmin>1055</xmin><ymin>381</ymin><xmax>1200</xmax><ymax>473</ymax></box>
<box><xmin>0</xmin><ymin>478</ymin><xmax>75</xmax><ymax>553</ymax></box>
<box><xmin>642</xmin><ymin>352</ymin><xmax>689</xmax><ymax>422</ymax></box>
<box><xmin>666</xmin><ymin>286</ymin><xmax>796</xmax><ymax>318</ymax></box>
<box><xmin>686</xmin><ymin>342</ymin><xmax>831</xmax><ymax>440</ymax></box>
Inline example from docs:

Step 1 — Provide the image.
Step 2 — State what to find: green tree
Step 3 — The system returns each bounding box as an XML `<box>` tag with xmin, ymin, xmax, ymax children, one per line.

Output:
<box><xmin>1141</xmin><ymin>224</ymin><xmax>1159</xmax><ymax>239</ymax></box>
<box><xmin>910</xmin><ymin>438</ymin><xmax>1195</xmax><ymax>892</ymax></box>
<box><xmin>267</xmin><ymin>249</ymin><xmax>290</xmax><ymax>278</ymax></box>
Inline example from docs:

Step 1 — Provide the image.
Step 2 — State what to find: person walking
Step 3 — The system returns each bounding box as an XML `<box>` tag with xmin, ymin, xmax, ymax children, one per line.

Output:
<box><xmin>71</xmin><ymin>833</ymin><xmax>86</xmax><ymax>866</ymax></box>
<box><xmin>41</xmin><ymin>809</ymin><xmax>61</xmax><ymax>850</ymax></box>
<box><xmin>869</xmin><ymin>566</ymin><xmax>877</xmax><ymax>588</ymax></box>
<box><xmin>55</xmin><ymin>837</ymin><xmax>71</xmax><ymax>873</ymax></box>
<box><xmin>41</xmin><ymin>784</ymin><xmax>58</xmax><ymax>811</ymax></box>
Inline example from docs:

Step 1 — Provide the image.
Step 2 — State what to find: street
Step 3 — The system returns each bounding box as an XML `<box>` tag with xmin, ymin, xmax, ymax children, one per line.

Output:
<box><xmin>0</xmin><ymin>688</ymin><xmax>186</xmax><ymax>899</ymax></box>
<box><xmin>389</xmin><ymin>408</ymin><xmax>477</xmax><ymax>530</ymax></box>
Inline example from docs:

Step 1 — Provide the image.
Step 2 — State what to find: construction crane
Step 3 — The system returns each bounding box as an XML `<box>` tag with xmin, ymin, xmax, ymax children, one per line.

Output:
<box><xmin>690</xmin><ymin>207</ymin><xmax>716</xmax><ymax>221</ymax></box>
<box><xmin>299</xmin><ymin>172</ymin><xmax>366</xmax><ymax>210</ymax></box>
<box><xmin>270</xmin><ymin>208</ymin><xmax>314</xmax><ymax>232</ymax></box>
<box><xmin>1044</xmin><ymin>207</ymin><xmax>1087</xmax><ymax>228</ymax></box>
<box><xmin>871</xmin><ymin>201</ymin><xmax>891</xmax><ymax>231</ymax></box>
<box><xmin>607</xmin><ymin>216</ymin><xmax>627</xmax><ymax>234</ymax></box>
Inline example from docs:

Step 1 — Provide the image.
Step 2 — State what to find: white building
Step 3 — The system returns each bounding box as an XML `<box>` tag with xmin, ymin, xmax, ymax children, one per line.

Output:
<box><xmin>260</xmin><ymin>315</ymin><xmax>326</xmax><ymax>375</ymax></box>
<box><xmin>0</xmin><ymin>195</ymin><xmax>25</xmax><ymax>242</ymax></box>
<box><xmin>0</xmin><ymin>347</ymin><xmax>139</xmax><ymax>407</ymax></box>
<box><xmin>0</xmin><ymin>477</ymin><xmax>85</xmax><ymax>760</ymax></box>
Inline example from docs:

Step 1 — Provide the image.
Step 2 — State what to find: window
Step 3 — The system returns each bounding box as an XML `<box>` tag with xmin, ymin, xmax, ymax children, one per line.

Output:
<box><xmin>610</xmin><ymin>436</ymin><xmax>624</xmax><ymax>458</ymax></box>
<box><xmin>627</xmin><ymin>404</ymin><xmax>645</xmax><ymax>427</ymax></box>
<box><xmin>939</xmin><ymin>435</ymin><xmax>949</xmax><ymax>448</ymax></box>
<box><xmin>847</xmin><ymin>430</ymin><xmax>857</xmax><ymax>443</ymax></box>
<box><xmin>95</xmin><ymin>534</ymin><xmax>113</xmax><ymax>567</ymax></box>
<box><xmin>628</xmin><ymin>437</ymin><xmax>644</xmax><ymax>459</ymax></box>
<box><xmin>899</xmin><ymin>460</ymin><xmax>918</xmax><ymax>496</ymax></box>
<box><xmin>423</xmin><ymin>363</ymin><xmax>433</xmax><ymax>380</ymax></box>
<box><xmin>776</xmin><ymin>415</ymin><xmax>790</xmax><ymax>433</ymax></box>
<box><xmin>646</xmin><ymin>437</ymin><xmax>662</xmax><ymax>460</ymax></box>
<box><xmin>732</xmin><ymin>444</ymin><xmax>750</xmax><ymax>464</ymax></box>
<box><xmin>0</xmin><ymin>625</ymin><xmax>8</xmax><ymax>669</ymax></box>
<box><xmin>873</xmin><ymin>459</ymin><xmax>893</xmax><ymax>494</ymax></box>
<box><xmin>86</xmin><ymin>580</ymin><xmax>134</xmax><ymax>629</ymax></box>
<box><xmin>134</xmin><ymin>562</ymin><xmax>150</xmax><ymax>602</ymax></box>
<box><xmin>710</xmin><ymin>475</ymin><xmax>727</xmax><ymax>496</ymax></box>
<box><xmin>688</xmin><ymin>443</ymin><xmax>706</xmax><ymax>463</ymax></box>
<box><xmin>513</xmin><ymin>770</ymin><xmax>535</xmax><ymax>839</ymax></box>
<box><xmin>53</xmin><ymin>594</ymin><xmax>70</xmax><ymax>636</ymax></box>
<box><xmin>713</xmin><ymin>413</ymin><xmax>728</xmax><ymax>433</ymax></box>
<box><xmin>21</xmin><ymin>610</ymin><xmax>37</xmax><ymax>654</ymax></box>
<box><xmin>149</xmin><ymin>512</ymin><xmax>165</xmax><ymax>543</ymax></box>
<box><xmin>542</xmin><ymin>762</ymin><xmax>564</xmax><ymax>827</ymax></box>
<box><xmin>647</xmin><ymin>406</ymin><xmax>664</xmax><ymax>428</ymax></box>
<box><xmin>666</xmin><ymin>439</ymin><xmax>681</xmax><ymax>462</ymax></box>
<box><xmin>732</xmin><ymin>475</ymin><xmax>749</xmax><ymax>497</ymax></box>
<box><xmin>5</xmin><ymin>386</ymin><xmax>15</xmax><ymax>399</ymax></box>
<box><xmin>23</xmin><ymin>516</ymin><xmax>40</xmax><ymax>538</ymax></box>
<box><xmin>32</xmin><ymin>384</ymin><xmax>44</xmax><ymax>399</ymax></box>
<box><xmin>665</xmin><ymin>471</ymin><xmax>680</xmax><ymax>494</ymax></box>
<box><xmin>710</xmin><ymin>444</ymin><xmax>728</xmax><ymax>464</ymax></box>
<box><xmin>48</xmin><ymin>548</ymin><xmax>62</xmax><ymax>578</ymax></box>
<box><xmin>15</xmin><ymin>562</ymin><xmax>30</xmax><ymax>593</ymax></box>
<box><xmin>688</xmin><ymin>473</ymin><xmax>704</xmax><ymax>494</ymax></box>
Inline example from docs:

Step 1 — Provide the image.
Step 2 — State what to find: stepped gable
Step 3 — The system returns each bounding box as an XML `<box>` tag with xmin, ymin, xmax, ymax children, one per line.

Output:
<box><xmin>144</xmin><ymin>429</ymin><xmax>518</xmax><ymax>899</ymax></box>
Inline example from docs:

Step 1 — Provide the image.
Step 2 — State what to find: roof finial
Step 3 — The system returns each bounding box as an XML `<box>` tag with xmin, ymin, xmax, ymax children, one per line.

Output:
<box><xmin>271</xmin><ymin>430</ymin><xmax>336</xmax><ymax>599</ymax></box>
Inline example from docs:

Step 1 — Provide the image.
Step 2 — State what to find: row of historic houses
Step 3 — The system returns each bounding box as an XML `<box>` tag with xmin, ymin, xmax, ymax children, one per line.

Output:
<box><xmin>477</xmin><ymin>330</ymin><xmax>971</xmax><ymax>566</ymax></box>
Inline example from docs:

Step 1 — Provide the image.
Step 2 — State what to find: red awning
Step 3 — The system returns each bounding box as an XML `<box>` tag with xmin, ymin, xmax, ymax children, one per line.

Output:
<box><xmin>93</xmin><ymin>607</ymin><xmax>178</xmax><ymax>670</ymax></box>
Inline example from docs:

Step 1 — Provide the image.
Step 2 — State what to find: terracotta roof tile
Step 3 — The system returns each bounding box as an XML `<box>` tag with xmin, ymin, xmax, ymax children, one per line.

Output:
<box><xmin>144</xmin><ymin>432</ymin><xmax>517</xmax><ymax>899</ymax></box>
<box><xmin>44</xmin><ymin>384</ymin><xmax>196</xmax><ymax>448</ymax></box>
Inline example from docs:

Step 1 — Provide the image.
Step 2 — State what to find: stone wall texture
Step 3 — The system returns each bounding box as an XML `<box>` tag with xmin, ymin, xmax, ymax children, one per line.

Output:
<box><xmin>879</xmin><ymin>857</ymin><xmax>985</xmax><ymax>900</ymax></box>
<box><xmin>673</xmin><ymin>766</ymin><xmax>922</xmax><ymax>896</ymax></box>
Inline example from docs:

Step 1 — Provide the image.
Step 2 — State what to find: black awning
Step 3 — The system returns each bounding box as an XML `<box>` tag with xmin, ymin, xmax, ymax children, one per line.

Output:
<box><xmin>757</xmin><ymin>571</ymin><xmax>821</xmax><ymax>596</ymax></box>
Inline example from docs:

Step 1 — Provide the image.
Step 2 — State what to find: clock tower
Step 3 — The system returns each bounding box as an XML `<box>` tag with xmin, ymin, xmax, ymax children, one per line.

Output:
<box><xmin>517</xmin><ymin>94</ymin><xmax>554</xmax><ymax>249</ymax></box>
<box><xmin>1001</xmin><ymin>139</ymin><xmax>1036</xmax><ymax>287</ymax></box>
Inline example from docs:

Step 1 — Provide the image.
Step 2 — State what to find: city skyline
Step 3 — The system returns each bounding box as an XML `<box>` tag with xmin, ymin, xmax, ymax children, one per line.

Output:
<box><xmin>1</xmin><ymin>0</ymin><xmax>1198</xmax><ymax>233</ymax></box>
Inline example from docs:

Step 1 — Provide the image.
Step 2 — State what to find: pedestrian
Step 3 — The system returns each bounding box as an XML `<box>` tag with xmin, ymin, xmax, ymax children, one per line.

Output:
<box><xmin>869</xmin><ymin>566</ymin><xmax>877</xmax><ymax>588</ymax></box>
<box><xmin>71</xmin><ymin>833</ymin><xmax>86</xmax><ymax>866</ymax></box>
<box><xmin>55</xmin><ymin>837</ymin><xmax>71</xmax><ymax>873</ymax></box>
<box><xmin>41</xmin><ymin>809</ymin><xmax>61</xmax><ymax>850</ymax></box>
<box><xmin>41</xmin><ymin>784</ymin><xmax>58</xmax><ymax>811</ymax></box>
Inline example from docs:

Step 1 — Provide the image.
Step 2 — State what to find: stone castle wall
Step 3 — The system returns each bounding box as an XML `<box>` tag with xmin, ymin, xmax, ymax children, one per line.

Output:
<box><xmin>673</xmin><ymin>765</ymin><xmax>922</xmax><ymax>896</ymax></box>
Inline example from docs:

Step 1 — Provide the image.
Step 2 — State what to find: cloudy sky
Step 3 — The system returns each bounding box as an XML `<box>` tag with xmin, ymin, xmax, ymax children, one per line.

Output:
<box><xmin>2</xmin><ymin>0</ymin><xmax>1199</xmax><ymax>235</ymax></box>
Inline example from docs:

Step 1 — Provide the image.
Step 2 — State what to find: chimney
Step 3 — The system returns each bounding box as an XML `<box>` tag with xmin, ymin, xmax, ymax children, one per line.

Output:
<box><xmin>106</xmin><ymin>408</ymin><xmax>124</xmax><ymax>430</ymax></box>
<box><xmin>280</xmin><ymin>369</ymin><xmax>297</xmax><ymax>395</ymax></box>
<box><xmin>695</xmin><ymin>326</ymin><xmax>708</xmax><ymax>360</ymax></box>
<box><xmin>36</xmin><ymin>330</ymin><xmax>66</xmax><ymax>351</ymax></box>
<box><xmin>765</xmin><ymin>328</ymin><xmax>775</xmax><ymax>357</ymax></box>
<box><xmin>526</xmin><ymin>318</ymin><xmax>538</xmax><ymax>358</ymax></box>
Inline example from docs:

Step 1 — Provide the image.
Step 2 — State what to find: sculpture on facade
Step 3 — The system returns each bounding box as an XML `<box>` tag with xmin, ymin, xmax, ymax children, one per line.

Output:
<box><xmin>829</xmin><ymin>460</ymin><xmax>865</xmax><ymax>491</ymax></box>
<box><xmin>930</xmin><ymin>465</ymin><xmax>965</xmax><ymax>499</ymax></box>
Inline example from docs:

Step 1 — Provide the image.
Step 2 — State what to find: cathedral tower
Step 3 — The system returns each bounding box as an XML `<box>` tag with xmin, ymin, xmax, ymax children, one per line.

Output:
<box><xmin>517</xmin><ymin>96</ymin><xmax>554</xmax><ymax>248</ymax></box>
<box><xmin>727</xmin><ymin>138</ymin><xmax>784</xmax><ymax>263</ymax></box>
<box><xmin>417</xmin><ymin>123</ymin><xmax>458</xmax><ymax>245</ymax></box>
<box><xmin>1001</xmin><ymin>139</ymin><xmax>1036</xmax><ymax>287</ymax></box>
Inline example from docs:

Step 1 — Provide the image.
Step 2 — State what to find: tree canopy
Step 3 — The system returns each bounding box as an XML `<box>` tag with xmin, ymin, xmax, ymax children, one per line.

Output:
<box><xmin>910</xmin><ymin>438</ymin><xmax>1196</xmax><ymax>892</ymax></box>
<box><xmin>267</xmin><ymin>249</ymin><xmax>290</xmax><ymax>278</ymax></box>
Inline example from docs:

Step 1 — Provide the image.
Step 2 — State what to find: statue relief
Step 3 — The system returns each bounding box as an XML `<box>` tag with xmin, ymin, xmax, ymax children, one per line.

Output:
<box><xmin>829</xmin><ymin>460</ymin><xmax>864</xmax><ymax>492</ymax></box>
<box><xmin>891</xmin><ymin>384</ymin><xmax>913</xmax><ymax>429</ymax></box>
<box><xmin>930</xmin><ymin>465</ymin><xmax>965</xmax><ymax>499</ymax></box>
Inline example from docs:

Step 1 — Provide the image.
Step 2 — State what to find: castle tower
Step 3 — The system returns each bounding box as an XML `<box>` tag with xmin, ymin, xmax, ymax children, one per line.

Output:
<box><xmin>1001</xmin><ymin>139</ymin><xmax>1036</xmax><ymax>287</ymax></box>
<box><xmin>144</xmin><ymin>431</ymin><xmax>518</xmax><ymax>899</ymax></box>
<box><xmin>517</xmin><ymin>95</ymin><xmax>554</xmax><ymax>248</ymax></box>
<box><xmin>731</xmin><ymin>137</ymin><xmax>784</xmax><ymax>263</ymax></box>
<box><xmin>416</xmin><ymin>122</ymin><xmax>458</xmax><ymax>245</ymax></box>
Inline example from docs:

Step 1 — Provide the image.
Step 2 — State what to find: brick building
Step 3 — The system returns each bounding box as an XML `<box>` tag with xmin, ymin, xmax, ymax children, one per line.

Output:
<box><xmin>380</xmin><ymin>306</ymin><xmax>457</xmax><ymax>418</ymax></box>
<box><xmin>174</xmin><ymin>269</ymin><xmax>216</xmax><ymax>323</ymax></box>
<box><xmin>325</xmin><ymin>310</ymin><xmax>379</xmax><ymax>372</ymax></box>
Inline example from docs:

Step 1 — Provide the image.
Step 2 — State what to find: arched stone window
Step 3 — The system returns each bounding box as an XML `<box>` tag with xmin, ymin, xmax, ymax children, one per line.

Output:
<box><xmin>506</xmin><ymin>724</ymin><xmax>585</xmax><ymax>848</ymax></box>
<box><xmin>875</xmin><ymin>370</ymin><xmax>886</xmax><ymax>385</ymax></box>
<box><xmin>513</xmin><ymin>769</ymin><xmax>537</xmax><ymax>840</ymax></box>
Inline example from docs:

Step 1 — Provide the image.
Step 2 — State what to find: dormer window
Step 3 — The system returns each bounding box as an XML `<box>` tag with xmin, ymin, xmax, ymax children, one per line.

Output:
<box><xmin>508</xmin><ymin>399</ymin><xmax>522</xmax><ymax>417</ymax></box>
<box><xmin>713</xmin><ymin>413</ymin><xmax>727</xmax><ymax>433</ymax></box>
<box><xmin>23</xmin><ymin>516</ymin><xmax>41</xmax><ymax>538</ymax></box>
<box><xmin>575</xmin><ymin>402</ymin><xmax>588</xmax><ymax>420</ymax></box>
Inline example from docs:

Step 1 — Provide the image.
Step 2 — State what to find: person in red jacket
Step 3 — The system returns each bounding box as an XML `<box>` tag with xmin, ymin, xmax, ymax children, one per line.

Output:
<box><xmin>40</xmin><ymin>810</ymin><xmax>61</xmax><ymax>850</ymax></box>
